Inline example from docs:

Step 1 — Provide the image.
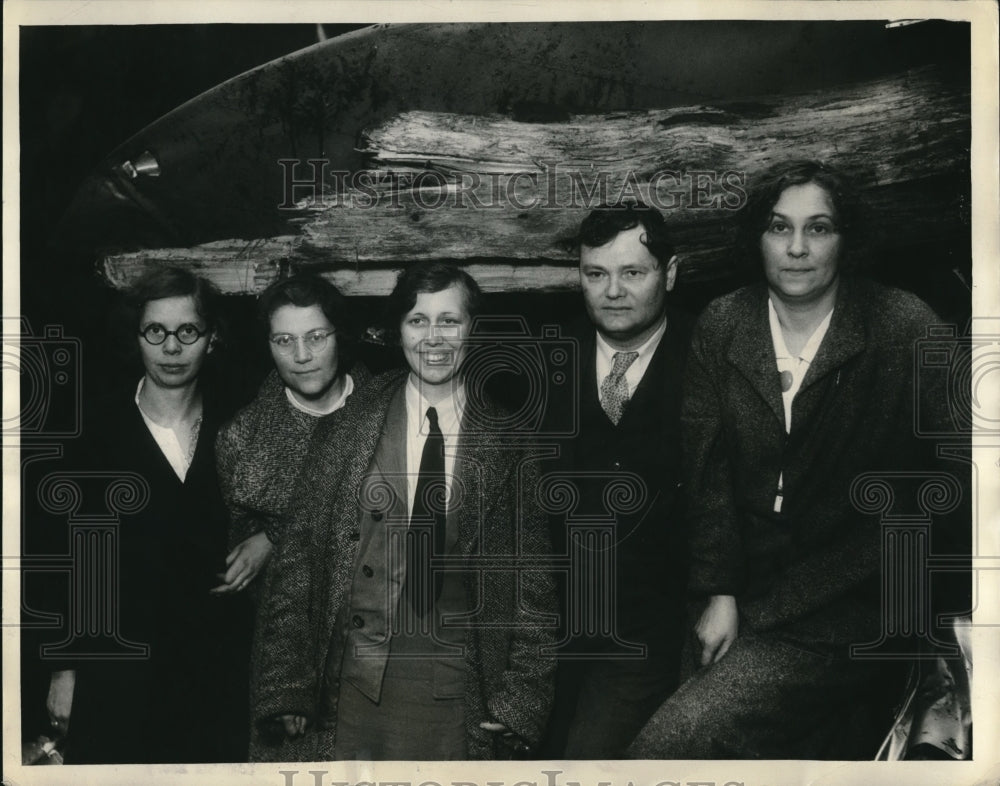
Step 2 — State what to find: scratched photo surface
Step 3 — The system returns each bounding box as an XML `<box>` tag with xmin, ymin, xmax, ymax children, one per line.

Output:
<box><xmin>7</xmin><ymin>6</ymin><xmax>997</xmax><ymax>786</ymax></box>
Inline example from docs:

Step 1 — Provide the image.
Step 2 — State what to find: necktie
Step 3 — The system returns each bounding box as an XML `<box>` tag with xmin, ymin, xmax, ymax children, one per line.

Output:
<box><xmin>407</xmin><ymin>406</ymin><xmax>446</xmax><ymax>617</ymax></box>
<box><xmin>600</xmin><ymin>351</ymin><xmax>639</xmax><ymax>425</ymax></box>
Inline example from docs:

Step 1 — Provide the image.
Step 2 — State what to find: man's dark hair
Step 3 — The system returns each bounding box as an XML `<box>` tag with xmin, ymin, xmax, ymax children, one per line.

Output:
<box><xmin>382</xmin><ymin>261</ymin><xmax>484</xmax><ymax>343</ymax></box>
<box><xmin>738</xmin><ymin>159</ymin><xmax>868</xmax><ymax>273</ymax></box>
<box><xmin>576</xmin><ymin>200</ymin><xmax>675</xmax><ymax>266</ymax></box>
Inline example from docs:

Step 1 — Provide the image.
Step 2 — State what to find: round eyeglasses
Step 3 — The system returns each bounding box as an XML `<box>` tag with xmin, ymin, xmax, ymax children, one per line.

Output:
<box><xmin>138</xmin><ymin>323</ymin><xmax>209</xmax><ymax>345</ymax></box>
<box><xmin>269</xmin><ymin>329</ymin><xmax>335</xmax><ymax>355</ymax></box>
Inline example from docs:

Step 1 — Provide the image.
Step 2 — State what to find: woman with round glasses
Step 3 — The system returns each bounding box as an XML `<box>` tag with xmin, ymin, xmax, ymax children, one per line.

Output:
<box><xmin>215</xmin><ymin>274</ymin><xmax>370</xmax><ymax>759</ymax></box>
<box><xmin>44</xmin><ymin>266</ymin><xmax>251</xmax><ymax>763</ymax></box>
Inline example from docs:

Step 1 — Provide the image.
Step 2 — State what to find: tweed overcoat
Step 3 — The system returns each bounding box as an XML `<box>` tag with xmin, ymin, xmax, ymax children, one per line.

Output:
<box><xmin>215</xmin><ymin>366</ymin><xmax>372</xmax><ymax>548</ymax></box>
<box><xmin>683</xmin><ymin>277</ymin><xmax>968</xmax><ymax>647</ymax></box>
<box><xmin>252</xmin><ymin>370</ymin><xmax>557</xmax><ymax>760</ymax></box>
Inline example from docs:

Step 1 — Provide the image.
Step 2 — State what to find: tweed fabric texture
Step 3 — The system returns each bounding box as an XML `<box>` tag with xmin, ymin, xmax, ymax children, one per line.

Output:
<box><xmin>217</xmin><ymin>366</ymin><xmax>372</xmax><ymax>761</ymax></box>
<box><xmin>252</xmin><ymin>370</ymin><xmax>557</xmax><ymax>761</ymax></box>
<box><xmin>682</xmin><ymin>277</ymin><xmax>963</xmax><ymax>644</ymax></box>
<box><xmin>215</xmin><ymin>366</ymin><xmax>371</xmax><ymax>547</ymax></box>
<box><xmin>630</xmin><ymin>277</ymin><xmax>969</xmax><ymax>758</ymax></box>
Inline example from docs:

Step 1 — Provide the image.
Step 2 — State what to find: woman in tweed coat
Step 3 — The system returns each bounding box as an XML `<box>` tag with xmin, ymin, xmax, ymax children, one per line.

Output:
<box><xmin>215</xmin><ymin>275</ymin><xmax>372</xmax><ymax>760</ymax></box>
<box><xmin>214</xmin><ymin>274</ymin><xmax>369</xmax><ymax>595</ymax></box>
<box><xmin>629</xmin><ymin>160</ymin><xmax>968</xmax><ymax>759</ymax></box>
<box><xmin>252</xmin><ymin>263</ymin><xmax>556</xmax><ymax>760</ymax></box>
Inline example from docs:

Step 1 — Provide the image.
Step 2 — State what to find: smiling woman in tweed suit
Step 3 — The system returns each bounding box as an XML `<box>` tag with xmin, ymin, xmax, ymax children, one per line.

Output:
<box><xmin>251</xmin><ymin>262</ymin><xmax>556</xmax><ymax>761</ymax></box>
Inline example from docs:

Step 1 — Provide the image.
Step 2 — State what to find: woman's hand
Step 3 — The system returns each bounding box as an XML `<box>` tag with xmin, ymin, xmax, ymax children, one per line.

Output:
<box><xmin>46</xmin><ymin>669</ymin><xmax>75</xmax><ymax>735</ymax></box>
<box><xmin>210</xmin><ymin>531</ymin><xmax>274</xmax><ymax>594</ymax></box>
<box><xmin>280</xmin><ymin>714</ymin><xmax>307</xmax><ymax>738</ymax></box>
<box><xmin>480</xmin><ymin>719</ymin><xmax>531</xmax><ymax>754</ymax></box>
<box><xmin>696</xmin><ymin>594</ymin><xmax>739</xmax><ymax>666</ymax></box>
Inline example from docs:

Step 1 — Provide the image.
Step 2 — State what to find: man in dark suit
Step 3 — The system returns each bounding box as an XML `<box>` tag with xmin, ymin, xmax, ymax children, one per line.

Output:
<box><xmin>542</xmin><ymin>201</ymin><xmax>690</xmax><ymax>758</ymax></box>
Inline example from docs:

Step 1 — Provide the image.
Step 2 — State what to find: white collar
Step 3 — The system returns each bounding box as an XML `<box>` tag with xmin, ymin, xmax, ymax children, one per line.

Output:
<box><xmin>595</xmin><ymin>315</ymin><xmax>667</xmax><ymax>369</ymax></box>
<box><xmin>404</xmin><ymin>375</ymin><xmax>465</xmax><ymax>438</ymax></box>
<box><xmin>768</xmin><ymin>299</ymin><xmax>833</xmax><ymax>364</ymax></box>
<box><xmin>284</xmin><ymin>373</ymin><xmax>354</xmax><ymax>416</ymax></box>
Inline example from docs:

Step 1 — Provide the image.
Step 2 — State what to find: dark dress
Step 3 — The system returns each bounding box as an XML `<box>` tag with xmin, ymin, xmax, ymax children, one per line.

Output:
<box><xmin>45</xmin><ymin>387</ymin><xmax>252</xmax><ymax>764</ymax></box>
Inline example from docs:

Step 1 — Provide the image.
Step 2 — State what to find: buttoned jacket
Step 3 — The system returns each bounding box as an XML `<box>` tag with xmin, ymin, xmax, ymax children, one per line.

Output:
<box><xmin>546</xmin><ymin>309</ymin><xmax>691</xmax><ymax>652</ymax></box>
<box><xmin>328</xmin><ymin>384</ymin><xmax>467</xmax><ymax>704</ymax></box>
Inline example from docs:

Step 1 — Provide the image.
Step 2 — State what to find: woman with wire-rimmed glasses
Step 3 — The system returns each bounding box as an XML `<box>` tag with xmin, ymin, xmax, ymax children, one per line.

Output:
<box><xmin>44</xmin><ymin>266</ymin><xmax>252</xmax><ymax>763</ymax></box>
<box><xmin>215</xmin><ymin>274</ymin><xmax>370</xmax><ymax>602</ymax></box>
<box><xmin>214</xmin><ymin>274</ymin><xmax>371</xmax><ymax>761</ymax></box>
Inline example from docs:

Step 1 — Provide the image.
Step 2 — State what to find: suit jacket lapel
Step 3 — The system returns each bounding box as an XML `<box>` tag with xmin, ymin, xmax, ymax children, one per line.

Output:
<box><xmin>454</xmin><ymin>399</ymin><xmax>504</xmax><ymax>556</ymax></box>
<box><xmin>619</xmin><ymin>312</ymin><xmax>683</xmax><ymax>430</ymax></box>
<box><xmin>369</xmin><ymin>385</ymin><xmax>409</xmax><ymax>520</ymax></box>
<box><xmin>334</xmin><ymin>373</ymin><xmax>407</xmax><ymax>539</ymax></box>
<box><xmin>799</xmin><ymin>278</ymin><xmax>866</xmax><ymax>392</ymax></box>
<box><xmin>726</xmin><ymin>288</ymin><xmax>786</xmax><ymax>427</ymax></box>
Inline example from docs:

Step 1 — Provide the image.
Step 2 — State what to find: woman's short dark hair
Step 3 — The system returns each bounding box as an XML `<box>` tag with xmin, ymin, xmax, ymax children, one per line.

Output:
<box><xmin>382</xmin><ymin>262</ymin><xmax>484</xmax><ymax>343</ymax></box>
<box><xmin>738</xmin><ymin>159</ymin><xmax>868</xmax><ymax>273</ymax></box>
<box><xmin>124</xmin><ymin>265</ymin><xmax>221</xmax><ymax>330</ymax></box>
<box><xmin>112</xmin><ymin>265</ymin><xmax>223</xmax><ymax>371</ymax></box>
<box><xmin>257</xmin><ymin>273</ymin><xmax>350</xmax><ymax>333</ymax></box>
<box><xmin>575</xmin><ymin>200</ymin><xmax>675</xmax><ymax>266</ymax></box>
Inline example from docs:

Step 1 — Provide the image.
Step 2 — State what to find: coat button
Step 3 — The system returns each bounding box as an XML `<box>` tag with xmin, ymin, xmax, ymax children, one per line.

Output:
<box><xmin>362</xmin><ymin>565</ymin><xmax>374</xmax><ymax>578</ymax></box>
<box><xmin>352</xmin><ymin>615</ymin><xmax>364</xmax><ymax>628</ymax></box>
<box><xmin>372</xmin><ymin>511</ymin><xmax>383</xmax><ymax>522</ymax></box>
<box><xmin>612</xmin><ymin>460</ymin><xmax>622</xmax><ymax>470</ymax></box>
<box><xmin>349</xmin><ymin>531</ymin><xmax>360</xmax><ymax>541</ymax></box>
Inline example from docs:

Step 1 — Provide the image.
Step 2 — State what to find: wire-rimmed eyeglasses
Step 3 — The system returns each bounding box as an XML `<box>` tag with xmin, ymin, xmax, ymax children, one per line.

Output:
<box><xmin>269</xmin><ymin>329</ymin><xmax>335</xmax><ymax>355</ymax></box>
<box><xmin>138</xmin><ymin>323</ymin><xmax>209</xmax><ymax>345</ymax></box>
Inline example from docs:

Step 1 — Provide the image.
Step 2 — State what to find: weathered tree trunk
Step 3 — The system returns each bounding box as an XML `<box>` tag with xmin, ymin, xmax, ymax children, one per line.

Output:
<box><xmin>102</xmin><ymin>65</ymin><xmax>968</xmax><ymax>294</ymax></box>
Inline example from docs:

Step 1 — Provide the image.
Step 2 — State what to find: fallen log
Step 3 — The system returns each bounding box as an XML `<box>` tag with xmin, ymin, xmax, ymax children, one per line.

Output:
<box><xmin>102</xmin><ymin>65</ymin><xmax>968</xmax><ymax>294</ymax></box>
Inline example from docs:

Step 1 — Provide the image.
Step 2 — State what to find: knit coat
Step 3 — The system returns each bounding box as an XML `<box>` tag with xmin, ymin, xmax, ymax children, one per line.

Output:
<box><xmin>251</xmin><ymin>370</ymin><xmax>557</xmax><ymax>761</ymax></box>
<box><xmin>215</xmin><ymin>366</ymin><xmax>372</xmax><ymax>548</ymax></box>
<box><xmin>216</xmin><ymin>365</ymin><xmax>372</xmax><ymax>761</ymax></box>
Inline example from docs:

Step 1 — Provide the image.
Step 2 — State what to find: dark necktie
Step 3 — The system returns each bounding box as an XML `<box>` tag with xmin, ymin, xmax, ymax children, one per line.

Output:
<box><xmin>407</xmin><ymin>406</ymin><xmax>446</xmax><ymax>617</ymax></box>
